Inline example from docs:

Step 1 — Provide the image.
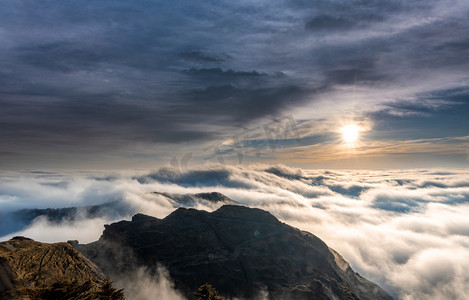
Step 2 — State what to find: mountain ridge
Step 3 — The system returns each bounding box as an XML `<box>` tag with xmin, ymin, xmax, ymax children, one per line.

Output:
<box><xmin>77</xmin><ymin>204</ymin><xmax>393</xmax><ymax>300</ymax></box>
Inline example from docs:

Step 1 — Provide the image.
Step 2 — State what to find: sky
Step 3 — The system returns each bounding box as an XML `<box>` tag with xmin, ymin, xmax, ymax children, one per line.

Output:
<box><xmin>1</xmin><ymin>0</ymin><xmax>469</xmax><ymax>169</ymax></box>
<box><xmin>2</xmin><ymin>3</ymin><xmax>469</xmax><ymax>299</ymax></box>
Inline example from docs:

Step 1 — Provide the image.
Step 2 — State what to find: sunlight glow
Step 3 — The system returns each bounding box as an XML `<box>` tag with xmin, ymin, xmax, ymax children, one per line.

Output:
<box><xmin>341</xmin><ymin>124</ymin><xmax>360</xmax><ymax>144</ymax></box>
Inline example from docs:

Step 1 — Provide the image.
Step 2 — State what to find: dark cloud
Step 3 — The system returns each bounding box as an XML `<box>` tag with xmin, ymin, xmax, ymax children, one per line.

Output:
<box><xmin>0</xmin><ymin>0</ymin><xmax>469</xmax><ymax>167</ymax></box>
<box><xmin>305</xmin><ymin>15</ymin><xmax>356</xmax><ymax>31</ymax></box>
<box><xmin>434</xmin><ymin>39</ymin><xmax>469</xmax><ymax>51</ymax></box>
<box><xmin>18</xmin><ymin>41</ymin><xmax>107</xmax><ymax>73</ymax></box>
<box><xmin>303</xmin><ymin>0</ymin><xmax>427</xmax><ymax>32</ymax></box>
<box><xmin>181</xmin><ymin>84</ymin><xmax>309</xmax><ymax>124</ymax></box>
<box><xmin>368</xmin><ymin>88</ymin><xmax>469</xmax><ymax>140</ymax></box>
<box><xmin>184</xmin><ymin>68</ymin><xmax>272</xmax><ymax>79</ymax></box>
<box><xmin>0</xmin><ymin>77</ymin><xmax>310</xmax><ymax>161</ymax></box>
<box><xmin>328</xmin><ymin>184</ymin><xmax>369</xmax><ymax>198</ymax></box>
<box><xmin>325</xmin><ymin>68</ymin><xmax>389</xmax><ymax>85</ymax></box>
<box><xmin>136</xmin><ymin>168</ymin><xmax>240</xmax><ymax>188</ymax></box>
<box><xmin>39</xmin><ymin>181</ymin><xmax>69</xmax><ymax>189</ymax></box>
<box><xmin>372</xmin><ymin>196</ymin><xmax>421</xmax><ymax>213</ymax></box>
<box><xmin>264</xmin><ymin>166</ymin><xmax>306</xmax><ymax>181</ymax></box>
<box><xmin>0</xmin><ymin>97</ymin><xmax>218</xmax><ymax>150</ymax></box>
<box><xmin>178</xmin><ymin>51</ymin><xmax>229</xmax><ymax>63</ymax></box>
<box><xmin>417</xmin><ymin>181</ymin><xmax>469</xmax><ymax>188</ymax></box>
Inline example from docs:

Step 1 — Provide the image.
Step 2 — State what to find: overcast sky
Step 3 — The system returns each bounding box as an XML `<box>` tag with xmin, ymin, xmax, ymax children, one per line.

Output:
<box><xmin>1</xmin><ymin>0</ymin><xmax>469</xmax><ymax>169</ymax></box>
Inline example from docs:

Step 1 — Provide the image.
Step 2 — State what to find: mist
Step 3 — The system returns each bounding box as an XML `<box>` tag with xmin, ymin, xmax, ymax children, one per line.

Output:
<box><xmin>113</xmin><ymin>267</ymin><xmax>186</xmax><ymax>300</ymax></box>
<box><xmin>1</xmin><ymin>165</ymin><xmax>468</xmax><ymax>299</ymax></box>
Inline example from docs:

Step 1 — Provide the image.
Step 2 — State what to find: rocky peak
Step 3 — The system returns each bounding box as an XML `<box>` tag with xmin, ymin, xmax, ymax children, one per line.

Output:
<box><xmin>212</xmin><ymin>205</ymin><xmax>280</xmax><ymax>223</ymax></box>
<box><xmin>79</xmin><ymin>205</ymin><xmax>393</xmax><ymax>300</ymax></box>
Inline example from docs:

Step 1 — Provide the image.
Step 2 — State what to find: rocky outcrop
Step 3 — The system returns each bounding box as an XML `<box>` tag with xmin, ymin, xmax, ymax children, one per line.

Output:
<box><xmin>77</xmin><ymin>205</ymin><xmax>393</xmax><ymax>300</ymax></box>
<box><xmin>0</xmin><ymin>237</ymin><xmax>123</xmax><ymax>299</ymax></box>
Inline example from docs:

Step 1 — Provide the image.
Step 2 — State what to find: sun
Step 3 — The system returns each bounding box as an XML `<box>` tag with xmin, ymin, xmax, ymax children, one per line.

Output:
<box><xmin>341</xmin><ymin>124</ymin><xmax>360</xmax><ymax>144</ymax></box>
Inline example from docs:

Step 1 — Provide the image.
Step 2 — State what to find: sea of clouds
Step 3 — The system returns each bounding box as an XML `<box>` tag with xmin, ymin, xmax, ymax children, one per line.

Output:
<box><xmin>1</xmin><ymin>165</ymin><xmax>469</xmax><ymax>300</ymax></box>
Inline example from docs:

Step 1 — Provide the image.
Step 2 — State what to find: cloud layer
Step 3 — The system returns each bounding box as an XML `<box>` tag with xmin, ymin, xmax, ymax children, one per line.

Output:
<box><xmin>1</xmin><ymin>165</ymin><xmax>469</xmax><ymax>299</ymax></box>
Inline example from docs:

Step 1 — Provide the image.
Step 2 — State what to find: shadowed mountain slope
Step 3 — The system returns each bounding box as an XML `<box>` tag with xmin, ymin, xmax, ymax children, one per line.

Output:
<box><xmin>77</xmin><ymin>205</ymin><xmax>393</xmax><ymax>300</ymax></box>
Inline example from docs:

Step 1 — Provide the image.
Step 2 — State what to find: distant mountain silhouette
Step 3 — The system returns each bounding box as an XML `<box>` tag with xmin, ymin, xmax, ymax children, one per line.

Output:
<box><xmin>0</xmin><ymin>192</ymin><xmax>234</xmax><ymax>237</ymax></box>
<box><xmin>0</xmin><ymin>201</ymin><xmax>131</xmax><ymax>237</ymax></box>
<box><xmin>154</xmin><ymin>191</ymin><xmax>237</xmax><ymax>206</ymax></box>
<box><xmin>77</xmin><ymin>204</ymin><xmax>393</xmax><ymax>300</ymax></box>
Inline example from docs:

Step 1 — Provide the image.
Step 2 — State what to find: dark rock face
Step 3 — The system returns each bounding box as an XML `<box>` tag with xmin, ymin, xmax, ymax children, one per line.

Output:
<box><xmin>0</xmin><ymin>238</ymin><xmax>122</xmax><ymax>299</ymax></box>
<box><xmin>78</xmin><ymin>205</ymin><xmax>393</xmax><ymax>300</ymax></box>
